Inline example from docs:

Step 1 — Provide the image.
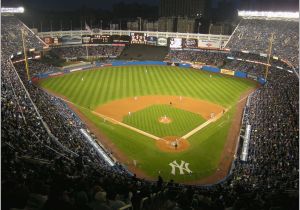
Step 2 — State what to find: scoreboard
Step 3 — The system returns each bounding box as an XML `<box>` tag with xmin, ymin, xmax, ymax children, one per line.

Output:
<box><xmin>130</xmin><ymin>32</ymin><xmax>147</xmax><ymax>44</ymax></box>
<box><xmin>82</xmin><ymin>35</ymin><xmax>112</xmax><ymax>44</ymax></box>
<box><xmin>91</xmin><ymin>35</ymin><xmax>111</xmax><ymax>43</ymax></box>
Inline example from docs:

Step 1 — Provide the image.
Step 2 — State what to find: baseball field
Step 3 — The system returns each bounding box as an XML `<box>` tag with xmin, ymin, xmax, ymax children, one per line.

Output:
<box><xmin>39</xmin><ymin>65</ymin><xmax>257</xmax><ymax>183</ymax></box>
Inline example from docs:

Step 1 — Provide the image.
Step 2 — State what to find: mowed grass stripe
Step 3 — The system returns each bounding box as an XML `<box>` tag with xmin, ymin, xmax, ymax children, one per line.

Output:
<box><xmin>123</xmin><ymin>105</ymin><xmax>206</xmax><ymax>137</ymax></box>
<box><xmin>40</xmin><ymin>66</ymin><xmax>256</xmax><ymax>108</ymax></box>
<box><xmin>147</xmin><ymin>67</ymin><xmax>158</xmax><ymax>94</ymax></box>
<box><xmin>76</xmin><ymin>71</ymin><xmax>93</xmax><ymax>106</ymax></box>
<box><xmin>105</xmin><ymin>68</ymin><xmax>117</xmax><ymax>102</ymax></box>
<box><xmin>91</xmin><ymin>70</ymin><xmax>104</xmax><ymax>107</ymax></box>
<box><xmin>170</xmin><ymin>68</ymin><xmax>188</xmax><ymax>96</ymax></box>
<box><xmin>56</xmin><ymin>74</ymin><xmax>73</xmax><ymax>96</ymax></box>
<box><xmin>199</xmin><ymin>73</ymin><xmax>228</xmax><ymax>104</ymax></box>
<box><xmin>84</xmin><ymin>70</ymin><xmax>99</xmax><ymax>108</ymax></box>
<box><xmin>182</xmin><ymin>69</ymin><xmax>208</xmax><ymax>99</ymax></box>
<box><xmin>152</xmin><ymin>66</ymin><xmax>165</xmax><ymax>95</ymax></box>
<box><xmin>140</xmin><ymin>66</ymin><xmax>151</xmax><ymax>95</ymax></box>
<box><xmin>169</xmin><ymin>68</ymin><xmax>190</xmax><ymax>96</ymax></box>
<box><xmin>166</xmin><ymin>68</ymin><xmax>182</xmax><ymax>96</ymax></box>
<box><xmin>39</xmin><ymin>65</ymin><xmax>257</xmax><ymax>182</ymax></box>
<box><xmin>215</xmin><ymin>77</ymin><xmax>240</xmax><ymax>106</ymax></box>
<box><xmin>200</xmin><ymin>73</ymin><xmax>233</xmax><ymax>105</ymax></box>
<box><xmin>97</xmin><ymin>69</ymin><xmax>110</xmax><ymax>104</ymax></box>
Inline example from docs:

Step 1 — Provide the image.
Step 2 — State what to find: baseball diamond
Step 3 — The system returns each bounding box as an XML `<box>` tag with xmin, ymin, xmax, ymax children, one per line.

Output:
<box><xmin>39</xmin><ymin>65</ymin><xmax>257</xmax><ymax>183</ymax></box>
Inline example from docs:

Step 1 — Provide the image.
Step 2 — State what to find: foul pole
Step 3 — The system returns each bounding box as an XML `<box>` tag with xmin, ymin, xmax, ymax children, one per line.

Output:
<box><xmin>21</xmin><ymin>29</ymin><xmax>30</xmax><ymax>81</ymax></box>
<box><xmin>264</xmin><ymin>33</ymin><xmax>275</xmax><ymax>80</ymax></box>
<box><xmin>86</xmin><ymin>45</ymin><xmax>89</xmax><ymax>60</ymax></box>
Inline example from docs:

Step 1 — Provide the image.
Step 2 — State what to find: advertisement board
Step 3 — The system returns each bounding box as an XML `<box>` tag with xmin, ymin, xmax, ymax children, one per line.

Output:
<box><xmin>182</xmin><ymin>39</ymin><xmax>198</xmax><ymax>48</ymax></box>
<box><xmin>198</xmin><ymin>40</ymin><xmax>221</xmax><ymax>49</ymax></box>
<box><xmin>170</xmin><ymin>38</ymin><xmax>182</xmax><ymax>49</ymax></box>
<box><xmin>247</xmin><ymin>74</ymin><xmax>258</xmax><ymax>80</ymax></box>
<box><xmin>111</xmin><ymin>35</ymin><xmax>130</xmax><ymax>44</ymax></box>
<box><xmin>61</xmin><ymin>35</ymin><xmax>82</xmax><ymax>45</ymax></box>
<box><xmin>130</xmin><ymin>32</ymin><xmax>147</xmax><ymax>44</ymax></box>
<box><xmin>220</xmin><ymin>69</ymin><xmax>235</xmax><ymax>76</ymax></box>
<box><xmin>157</xmin><ymin>37</ymin><xmax>167</xmax><ymax>46</ymax></box>
<box><xmin>146</xmin><ymin>36</ymin><xmax>157</xmax><ymax>45</ymax></box>
<box><xmin>82</xmin><ymin>35</ymin><xmax>91</xmax><ymax>44</ymax></box>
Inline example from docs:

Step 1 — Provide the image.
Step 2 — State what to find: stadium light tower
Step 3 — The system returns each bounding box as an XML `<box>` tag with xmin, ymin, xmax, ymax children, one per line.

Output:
<box><xmin>238</xmin><ymin>10</ymin><xmax>299</xmax><ymax>19</ymax></box>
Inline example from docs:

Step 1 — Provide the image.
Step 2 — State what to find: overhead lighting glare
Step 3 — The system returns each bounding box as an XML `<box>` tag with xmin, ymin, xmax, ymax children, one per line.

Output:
<box><xmin>238</xmin><ymin>11</ymin><xmax>299</xmax><ymax>19</ymax></box>
<box><xmin>1</xmin><ymin>7</ymin><xmax>24</xmax><ymax>13</ymax></box>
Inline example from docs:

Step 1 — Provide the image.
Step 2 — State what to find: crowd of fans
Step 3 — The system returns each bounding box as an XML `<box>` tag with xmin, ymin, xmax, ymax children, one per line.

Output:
<box><xmin>226</xmin><ymin>18</ymin><xmax>299</xmax><ymax>68</ymax></box>
<box><xmin>2</xmin><ymin>16</ymin><xmax>299</xmax><ymax>210</ymax></box>
<box><xmin>165</xmin><ymin>50</ymin><xmax>228</xmax><ymax>66</ymax></box>
<box><xmin>166</xmin><ymin>49</ymin><xmax>294</xmax><ymax>78</ymax></box>
<box><xmin>51</xmin><ymin>45</ymin><xmax>124</xmax><ymax>59</ymax></box>
<box><xmin>234</xmin><ymin>64</ymin><xmax>299</xmax><ymax>191</ymax></box>
<box><xmin>1</xmin><ymin>16</ymin><xmax>45</xmax><ymax>55</ymax></box>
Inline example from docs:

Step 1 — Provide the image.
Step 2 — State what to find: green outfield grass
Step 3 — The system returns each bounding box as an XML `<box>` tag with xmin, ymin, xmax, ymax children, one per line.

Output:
<box><xmin>39</xmin><ymin>65</ymin><xmax>256</xmax><ymax>182</ymax></box>
<box><xmin>123</xmin><ymin>105</ymin><xmax>206</xmax><ymax>137</ymax></box>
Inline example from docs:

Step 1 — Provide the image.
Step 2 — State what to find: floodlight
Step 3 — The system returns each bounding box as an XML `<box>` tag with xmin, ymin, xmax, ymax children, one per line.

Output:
<box><xmin>1</xmin><ymin>7</ymin><xmax>25</xmax><ymax>13</ymax></box>
<box><xmin>238</xmin><ymin>10</ymin><xmax>299</xmax><ymax>19</ymax></box>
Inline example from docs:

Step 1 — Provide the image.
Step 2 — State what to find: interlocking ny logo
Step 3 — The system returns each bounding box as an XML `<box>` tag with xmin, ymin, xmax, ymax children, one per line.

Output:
<box><xmin>169</xmin><ymin>160</ymin><xmax>192</xmax><ymax>175</ymax></box>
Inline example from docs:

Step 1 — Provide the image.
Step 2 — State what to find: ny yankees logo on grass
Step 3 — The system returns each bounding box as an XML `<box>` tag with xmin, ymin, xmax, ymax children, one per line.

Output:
<box><xmin>169</xmin><ymin>160</ymin><xmax>192</xmax><ymax>175</ymax></box>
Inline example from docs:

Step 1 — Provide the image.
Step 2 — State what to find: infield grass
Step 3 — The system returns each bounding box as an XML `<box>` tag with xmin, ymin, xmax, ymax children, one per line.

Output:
<box><xmin>39</xmin><ymin>66</ymin><xmax>256</xmax><ymax>182</ymax></box>
<box><xmin>123</xmin><ymin>105</ymin><xmax>206</xmax><ymax>137</ymax></box>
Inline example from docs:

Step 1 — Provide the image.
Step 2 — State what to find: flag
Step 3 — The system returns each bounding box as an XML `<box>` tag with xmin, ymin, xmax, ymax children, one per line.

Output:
<box><xmin>85</xmin><ymin>22</ymin><xmax>91</xmax><ymax>32</ymax></box>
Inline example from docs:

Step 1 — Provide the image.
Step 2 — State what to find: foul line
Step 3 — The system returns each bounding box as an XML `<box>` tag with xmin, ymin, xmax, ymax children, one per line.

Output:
<box><xmin>181</xmin><ymin>93</ymin><xmax>251</xmax><ymax>139</ymax></box>
<box><xmin>91</xmin><ymin>111</ymin><xmax>161</xmax><ymax>140</ymax></box>
<box><xmin>181</xmin><ymin>111</ymin><xmax>225</xmax><ymax>139</ymax></box>
<box><xmin>54</xmin><ymin>96</ymin><xmax>162</xmax><ymax>141</ymax></box>
<box><xmin>53</xmin><ymin>91</ymin><xmax>251</xmax><ymax>143</ymax></box>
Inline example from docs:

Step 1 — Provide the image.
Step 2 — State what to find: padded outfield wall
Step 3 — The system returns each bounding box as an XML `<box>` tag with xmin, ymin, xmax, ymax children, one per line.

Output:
<box><xmin>33</xmin><ymin>60</ymin><xmax>266</xmax><ymax>85</ymax></box>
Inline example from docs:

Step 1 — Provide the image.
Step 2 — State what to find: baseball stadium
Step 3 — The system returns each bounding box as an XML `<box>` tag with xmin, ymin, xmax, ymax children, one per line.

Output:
<box><xmin>1</xmin><ymin>1</ymin><xmax>299</xmax><ymax>210</ymax></box>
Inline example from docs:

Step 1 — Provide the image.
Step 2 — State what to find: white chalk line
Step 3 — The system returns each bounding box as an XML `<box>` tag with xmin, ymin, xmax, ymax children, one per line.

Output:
<box><xmin>180</xmin><ymin>92</ymin><xmax>251</xmax><ymax>139</ymax></box>
<box><xmin>53</xmin><ymin>91</ymin><xmax>251</xmax><ymax>144</ymax></box>
<box><xmin>53</xmin><ymin>95</ymin><xmax>163</xmax><ymax>141</ymax></box>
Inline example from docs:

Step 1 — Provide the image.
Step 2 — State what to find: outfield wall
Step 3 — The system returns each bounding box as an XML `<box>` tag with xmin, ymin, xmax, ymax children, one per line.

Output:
<box><xmin>33</xmin><ymin>60</ymin><xmax>265</xmax><ymax>85</ymax></box>
<box><xmin>199</xmin><ymin>65</ymin><xmax>266</xmax><ymax>85</ymax></box>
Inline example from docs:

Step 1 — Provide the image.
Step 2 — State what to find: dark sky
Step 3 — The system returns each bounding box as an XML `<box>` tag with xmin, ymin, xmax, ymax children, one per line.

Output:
<box><xmin>5</xmin><ymin>0</ymin><xmax>160</xmax><ymax>10</ymax></box>
<box><xmin>2</xmin><ymin>0</ymin><xmax>299</xmax><ymax>11</ymax></box>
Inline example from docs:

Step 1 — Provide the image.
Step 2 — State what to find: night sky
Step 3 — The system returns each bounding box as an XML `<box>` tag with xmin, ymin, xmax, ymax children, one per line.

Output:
<box><xmin>2</xmin><ymin>0</ymin><xmax>299</xmax><ymax>31</ymax></box>
<box><xmin>3</xmin><ymin>0</ymin><xmax>297</xmax><ymax>11</ymax></box>
<box><xmin>4</xmin><ymin>0</ymin><xmax>160</xmax><ymax>10</ymax></box>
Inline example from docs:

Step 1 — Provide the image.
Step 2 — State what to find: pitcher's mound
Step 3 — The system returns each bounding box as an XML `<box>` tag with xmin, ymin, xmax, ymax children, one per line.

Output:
<box><xmin>159</xmin><ymin>116</ymin><xmax>172</xmax><ymax>124</ymax></box>
<box><xmin>156</xmin><ymin>136</ymin><xmax>189</xmax><ymax>153</ymax></box>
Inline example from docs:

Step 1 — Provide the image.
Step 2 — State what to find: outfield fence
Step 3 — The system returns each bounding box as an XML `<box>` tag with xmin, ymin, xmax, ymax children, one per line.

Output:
<box><xmin>33</xmin><ymin>60</ymin><xmax>266</xmax><ymax>86</ymax></box>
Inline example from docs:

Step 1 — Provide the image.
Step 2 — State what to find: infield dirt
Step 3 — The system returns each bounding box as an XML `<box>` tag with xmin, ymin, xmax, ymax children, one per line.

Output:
<box><xmin>156</xmin><ymin>136</ymin><xmax>190</xmax><ymax>152</ymax></box>
<box><xmin>42</xmin><ymin>88</ymin><xmax>256</xmax><ymax>184</ymax></box>
<box><xmin>94</xmin><ymin>95</ymin><xmax>224</xmax><ymax>121</ymax></box>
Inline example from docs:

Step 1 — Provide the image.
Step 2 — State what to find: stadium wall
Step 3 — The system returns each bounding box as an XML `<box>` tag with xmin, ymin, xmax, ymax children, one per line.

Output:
<box><xmin>200</xmin><ymin>65</ymin><xmax>266</xmax><ymax>85</ymax></box>
<box><xmin>34</xmin><ymin>61</ymin><xmax>264</xmax><ymax>85</ymax></box>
